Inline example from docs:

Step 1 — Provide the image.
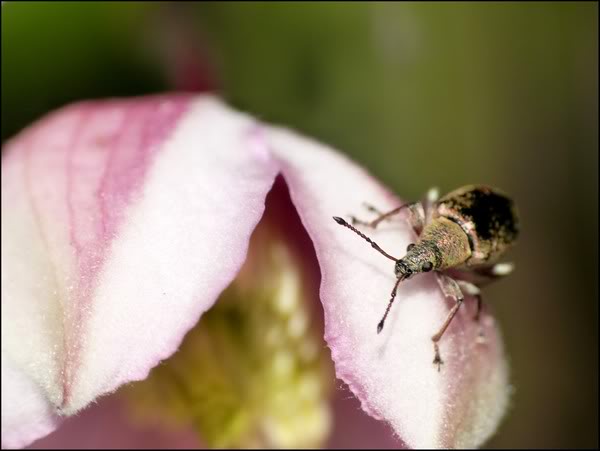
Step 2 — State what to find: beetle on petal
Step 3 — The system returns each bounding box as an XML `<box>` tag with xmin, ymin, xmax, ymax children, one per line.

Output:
<box><xmin>333</xmin><ymin>185</ymin><xmax>519</xmax><ymax>370</ymax></box>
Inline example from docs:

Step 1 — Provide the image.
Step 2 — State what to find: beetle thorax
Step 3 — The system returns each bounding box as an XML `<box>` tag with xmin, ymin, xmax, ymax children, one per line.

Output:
<box><xmin>418</xmin><ymin>217</ymin><xmax>471</xmax><ymax>270</ymax></box>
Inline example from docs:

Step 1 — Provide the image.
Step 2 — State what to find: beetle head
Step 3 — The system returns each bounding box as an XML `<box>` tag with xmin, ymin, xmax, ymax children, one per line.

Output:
<box><xmin>394</xmin><ymin>242</ymin><xmax>436</xmax><ymax>278</ymax></box>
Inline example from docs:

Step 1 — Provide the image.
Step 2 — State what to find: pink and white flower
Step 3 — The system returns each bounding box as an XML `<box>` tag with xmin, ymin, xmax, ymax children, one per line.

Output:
<box><xmin>1</xmin><ymin>94</ymin><xmax>510</xmax><ymax>449</ymax></box>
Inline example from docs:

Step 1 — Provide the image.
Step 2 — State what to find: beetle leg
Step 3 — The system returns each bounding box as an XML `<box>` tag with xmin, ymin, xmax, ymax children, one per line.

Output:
<box><xmin>350</xmin><ymin>201</ymin><xmax>425</xmax><ymax>235</ymax></box>
<box><xmin>474</xmin><ymin>294</ymin><xmax>482</xmax><ymax>322</ymax></box>
<box><xmin>445</xmin><ymin>262</ymin><xmax>515</xmax><ymax>287</ymax></box>
<box><xmin>432</xmin><ymin>274</ymin><xmax>464</xmax><ymax>371</ymax></box>
<box><xmin>349</xmin><ymin>203</ymin><xmax>412</xmax><ymax>228</ymax></box>
<box><xmin>475</xmin><ymin>262</ymin><xmax>515</xmax><ymax>282</ymax></box>
<box><xmin>422</xmin><ymin>186</ymin><xmax>439</xmax><ymax>224</ymax></box>
<box><xmin>456</xmin><ymin>280</ymin><xmax>486</xmax><ymax>343</ymax></box>
<box><xmin>361</xmin><ymin>202</ymin><xmax>384</xmax><ymax>215</ymax></box>
<box><xmin>489</xmin><ymin>262</ymin><xmax>515</xmax><ymax>277</ymax></box>
<box><xmin>473</xmin><ymin>294</ymin><xmax>486</xmax><ymax>343</ymax></box>
<box><xmin>407</xmin><ymin>202</ymin><xmax>426</xmax><ymax>234</ymax></box>
<box><xmin>455</xmin><ymin>280</ymin><xmax>480</xmax><ymax>306</ymax></box>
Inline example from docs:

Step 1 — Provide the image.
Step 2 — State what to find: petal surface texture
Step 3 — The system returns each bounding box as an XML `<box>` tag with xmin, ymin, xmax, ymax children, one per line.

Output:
<box><xmin>2</xmin><ymin>95</ymin><xmax>509</xmax><ymax>449</ymax></box>
<box><xmin>1</xmin><ymin>96</ymin><xmax>278</xmax><ymax>447</ymax></box>
<box><xmin>1</xmin><ymin>355</ymin><xmax>61</xmax><ymax>449</ymax></box>
<box><xmin>264</xmin><ymin>126</ymin><xmax>510</xmax><ymax>449</ymax></box>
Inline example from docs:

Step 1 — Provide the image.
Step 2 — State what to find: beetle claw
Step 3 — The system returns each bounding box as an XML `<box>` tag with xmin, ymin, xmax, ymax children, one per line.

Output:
<box><xmin>433</xmin><ymin>343</ymin><xmax>444</xmax><ymax>372</ymax></box>
<box><xmin>362</xmin><ymin>202</ymin><xmax>382</xmax><ymax>215</ymax></box>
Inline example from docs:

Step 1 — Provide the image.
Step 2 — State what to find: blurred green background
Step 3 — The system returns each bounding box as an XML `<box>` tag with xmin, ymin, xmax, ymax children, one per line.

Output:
<box><xmin>2</xmin><ymin>2</ymin><xmax>598</xmax><ymax>448</ymax></box>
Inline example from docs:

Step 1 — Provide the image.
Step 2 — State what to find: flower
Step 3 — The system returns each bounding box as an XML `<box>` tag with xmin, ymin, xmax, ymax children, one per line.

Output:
<box><xmin>1</xmin><ymin>94</ymin><xmax>510</xmax><ymax>449</ymax></box>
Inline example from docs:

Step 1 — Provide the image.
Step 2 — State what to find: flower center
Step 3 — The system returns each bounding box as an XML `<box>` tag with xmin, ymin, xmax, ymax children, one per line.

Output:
<box><xmin>124</xmin><ymin>222</ymin><xmax>334</xmax><ymax>448</ymax></box>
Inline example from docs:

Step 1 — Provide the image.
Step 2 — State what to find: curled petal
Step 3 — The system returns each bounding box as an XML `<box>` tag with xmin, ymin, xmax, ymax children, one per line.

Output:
<box><xmin>264</xmin><ymin>126</ymin><xmax>510</xmax><ymax>448</ymax></box>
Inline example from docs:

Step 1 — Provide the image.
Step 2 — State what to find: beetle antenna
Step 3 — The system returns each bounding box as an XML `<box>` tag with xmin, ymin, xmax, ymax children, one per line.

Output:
<box><xmin>332</xmin><ymin>217</ymin><xmax>399</xmax><ymax>262</ymax></box>
<box><xmin>377</xmin><ymin>275</ymin><xmax>405</xmax><ymax>333</ymax></box>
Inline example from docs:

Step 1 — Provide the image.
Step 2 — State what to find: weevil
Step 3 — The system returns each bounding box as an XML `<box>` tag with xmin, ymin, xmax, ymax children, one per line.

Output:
<box><xmin>332</xmin><ymin>185</ymin><xmax>519</xmax><ymax>370</ymax></box>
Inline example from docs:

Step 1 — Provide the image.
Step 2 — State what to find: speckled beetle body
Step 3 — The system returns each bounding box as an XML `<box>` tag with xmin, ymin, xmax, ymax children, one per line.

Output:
<box><xmin>434</xmin><ymin>185</ymin><xmax>519</xmax><ymax>266</ymax></box>
<box><xmin>333</xmin><ymin>185</ymin><xmax>519</xmax><ymax>370</ymax></box>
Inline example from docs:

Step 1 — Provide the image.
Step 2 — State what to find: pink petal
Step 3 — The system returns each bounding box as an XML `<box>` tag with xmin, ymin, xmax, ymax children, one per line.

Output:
<box><xmin>2</xmin><ymin>355</ymin><xmax>61</xmax><ymax>449</ymax></box>
<box><xmin>1</xmin><ymin>96</ymin><xmax>278</xmax><ymax>447</ymax></box>
<box><xmin>328</xmin><ymin>384</ymin><xmax>403</xmax><ymax>449</ymax></box>
<box><xmin>2</xmin><ymin>95</ymin><xmax>509</xmax><ymax>449</ymax></box>
<box><xmin>27</xmin><ymin>394</ymin><xmax>200</xmax><ymax>449</ymax></box>
<box><xmin>264</xmin><ymin>126</ymin><xmax>510</xmax><ymax>448</ymax></box>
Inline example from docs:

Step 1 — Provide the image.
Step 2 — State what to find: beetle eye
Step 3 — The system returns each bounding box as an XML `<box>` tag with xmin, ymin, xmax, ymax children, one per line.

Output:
<box><xmin>422</xmin><ymin>261</ymin><xmax>433</xmax><ymax>272</ymax></box>
<box><xmin>406</xmin><ymin>243</ymin><xmax>415</xmax><ymax>252</ymax></box>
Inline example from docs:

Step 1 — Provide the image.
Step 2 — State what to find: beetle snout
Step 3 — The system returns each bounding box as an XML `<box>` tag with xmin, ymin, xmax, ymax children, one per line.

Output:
<box><xmin>394</xmin><ymin>260</ymin><xmax>403</xmax><ymax>276</ymax></box>
<box><xmin>395</xmin><ymin>259</ymin><xmax>412</xmax><ymax>277</ymax></box>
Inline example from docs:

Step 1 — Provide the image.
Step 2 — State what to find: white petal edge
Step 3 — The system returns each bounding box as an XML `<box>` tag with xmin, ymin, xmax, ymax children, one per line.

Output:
<box><xmin>1</xmin><ymin>355</ymin><xmax>61</xmax><ymax>449</ymax></box>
